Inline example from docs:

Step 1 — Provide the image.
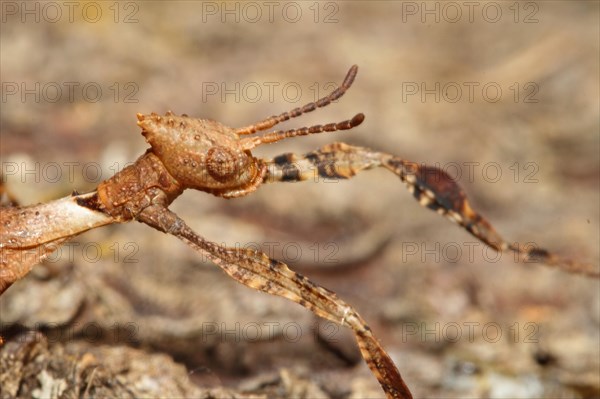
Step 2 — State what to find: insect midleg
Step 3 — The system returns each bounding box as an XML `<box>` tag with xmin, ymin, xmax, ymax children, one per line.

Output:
<box><xmin>137</xmin><ymin>204</ymin><xmax>413</xmax><ymax>399</ymax></box>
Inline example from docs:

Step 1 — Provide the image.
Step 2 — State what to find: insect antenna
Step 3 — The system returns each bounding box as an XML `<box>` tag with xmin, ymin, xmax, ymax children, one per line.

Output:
<box><xmin>240</xmin><ymin>113</ymin><xmax>364</xmax><ymax>150</ymax></box>
<box><xmin>235</xmin><ymin>65</ymin><xmax>358</xmax><ymax>135</ymax></box>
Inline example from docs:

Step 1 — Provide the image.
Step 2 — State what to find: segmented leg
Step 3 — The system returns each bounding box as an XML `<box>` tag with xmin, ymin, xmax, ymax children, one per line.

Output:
<box><xmin>235</xmin><ymin>65</ymin><xmax>358</xmax><ymax>135</ymax></box>
<box><xmin>263</xmin><ymin>142</ymin><xmax>600</xmax><ymax>278</ymax></box>
<box><xmin>137</xmin><ymin>204</ymin><xmax>413</xmax><ymax>399</ymax></box>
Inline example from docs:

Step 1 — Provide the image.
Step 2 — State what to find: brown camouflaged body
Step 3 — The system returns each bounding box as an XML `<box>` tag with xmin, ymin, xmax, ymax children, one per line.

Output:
<box><xmin>138</xmin><ymin>112</ymin><xmax>264</xmax><ymax>197</ymax></box>
<box><xmin>1</xmin><ymin>65</ymin><xmax>597</xmax><ymax>399</ymax></box>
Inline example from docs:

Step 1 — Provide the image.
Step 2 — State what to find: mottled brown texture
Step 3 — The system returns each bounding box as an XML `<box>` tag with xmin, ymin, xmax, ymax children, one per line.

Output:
<box><xmin>0</xmin><ymin>332</ymin><xmax>257</xmax><ymax>399</ymax></box>
<box><xmin>1</xmin><ymin>61</ymin><xmax>598</xmax><ymax>399</ymax></box>
<box><xmin>0</xmin><ymin>192</ymin><xmax>113</xmax><ymax>292</ymax></box>
<box><xmin>138</xmin><ymin>112</ymin><xmax>263</xmax><ymax>197</ymax></box>
<box><xmin>265</xmin><ymin>142</ymin><xmax>599</xmax><ymax>277</ymax></box>
<box><xmin>136</xmin><ymin>204</ymin><xmax>412</xmax><ymax>398</ymax></box>
<box><xmin>96</xmin><ymin>151</ymin><xmax>183</xmax><ymax>219</ymax></box>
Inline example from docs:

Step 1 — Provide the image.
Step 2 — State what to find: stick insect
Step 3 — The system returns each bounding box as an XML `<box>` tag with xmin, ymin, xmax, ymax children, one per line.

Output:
<box><xmin>1</xmin><ymin>65</ymin><xmax>598</xmax><ymax>398</ymax></box>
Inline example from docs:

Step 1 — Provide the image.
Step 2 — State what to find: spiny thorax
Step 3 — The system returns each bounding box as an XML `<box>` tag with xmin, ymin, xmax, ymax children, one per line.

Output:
<box><xmin>96</xmin><ymin>150</ymin><xmax>183</xmax><ymax>220</ymax></box>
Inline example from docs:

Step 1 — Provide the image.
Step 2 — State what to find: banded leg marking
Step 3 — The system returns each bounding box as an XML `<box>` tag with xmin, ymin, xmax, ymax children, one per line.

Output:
<box><xmin>137</xmin><ymin>205</ymin><xmax>413</xmax><ymax>399</ymax></box>
<box><xmin>264</xmin><ymin>142</ymin><xmax>599</xmax><ymax>277</ymax></box>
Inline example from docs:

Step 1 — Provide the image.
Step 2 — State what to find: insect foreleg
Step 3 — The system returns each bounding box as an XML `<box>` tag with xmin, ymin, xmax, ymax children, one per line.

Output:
<box><xmin>263</xmin><ymin>142</ymin><xmax>599</xmax><ymax>277</ymax></box>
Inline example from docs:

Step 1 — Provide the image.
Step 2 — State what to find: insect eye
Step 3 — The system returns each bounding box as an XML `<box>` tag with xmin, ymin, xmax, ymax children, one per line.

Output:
<box><xmin>206</xmin><ymin>146</ymin><xmax>238</xmax><ymax>182</ymax></box>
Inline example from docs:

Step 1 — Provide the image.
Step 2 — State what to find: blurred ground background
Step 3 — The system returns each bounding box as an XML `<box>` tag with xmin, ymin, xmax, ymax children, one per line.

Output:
<box><xmin>1</xmin><ymin>1</ymin><xmax>599</xmax><ymax>398</ymax></box>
